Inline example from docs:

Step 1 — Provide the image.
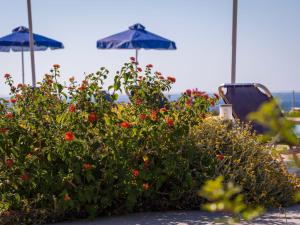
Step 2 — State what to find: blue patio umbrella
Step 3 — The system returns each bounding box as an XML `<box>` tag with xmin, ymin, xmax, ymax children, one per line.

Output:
<box><xmin>0</xmin><ymin>26</ymin><xmax>64</xmax><ymax>84</ymax></box>
<box><xmin>97</xmin><ymin>23</ymin><xmax>176</xmax><ymax>63</ymax></box>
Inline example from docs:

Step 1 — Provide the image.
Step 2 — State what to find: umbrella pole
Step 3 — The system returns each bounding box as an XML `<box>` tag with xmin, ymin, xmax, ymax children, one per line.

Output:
<box><xmin>21</xmin><ymin>48</ymin><xmax>25</xmax><ymax>84</ymax></box>
<box><xmin>231</xmin><ymin>0</ymin><xmax>238</xmax><ymax>84</ymax></box>
<box><xmin>135</xmin><ymin>49</ymin><xmax>138</xmax><ymax>64</ymax></box>
<box><xmin>135</xmin><ymin>49</ymin><xmax>139</xmax><ymax>71</ymax></box>
<box><xmin>27</xmin><ymin>0</ymin><xmax>36</xmax><ymax>87</ymax></box>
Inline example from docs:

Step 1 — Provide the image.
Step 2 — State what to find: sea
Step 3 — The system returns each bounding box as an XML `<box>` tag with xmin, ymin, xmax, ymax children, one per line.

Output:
<box><xmin>118</xmin><ymin>92</ymin><xmax>300</xmax><ymax>112</ymax></box>
<box><xmin>2</xmin><ymin>92</ymin><xmax>300</xmax><ymax>112</ymax></box>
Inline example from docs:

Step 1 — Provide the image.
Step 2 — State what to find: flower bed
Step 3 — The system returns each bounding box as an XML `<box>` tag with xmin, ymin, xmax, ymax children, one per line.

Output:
<box><xmin>0</xmin><ymin>59</ymin><xmax>299</xmax><ymax>224</ymax></box>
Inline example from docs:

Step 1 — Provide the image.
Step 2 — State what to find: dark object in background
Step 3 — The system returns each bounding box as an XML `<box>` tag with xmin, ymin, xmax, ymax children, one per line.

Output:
<box><xmin>218</xmin><ymin>83</ymin><xmax>274</xmax><ymax>134</ymax></box>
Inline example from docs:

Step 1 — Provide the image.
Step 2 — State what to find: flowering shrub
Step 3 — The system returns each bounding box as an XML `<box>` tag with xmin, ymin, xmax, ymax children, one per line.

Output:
<box><xmin>0</xmin><ymin>60</ymin><xmax>298</xmax><ymax>224</ymax></box>
<box><xmin>114</xmin><ymin>57</ymin><xmax>174</xmax><ymax>109</ymax></box>
<box><xmin>191</xmin><ymin>118</ymin><xmax>299</xmax><ymax>207</ymax></box>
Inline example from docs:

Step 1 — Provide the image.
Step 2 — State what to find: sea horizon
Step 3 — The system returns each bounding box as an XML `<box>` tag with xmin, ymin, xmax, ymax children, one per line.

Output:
<box><xmin>1</xmin><ymin>91</ymin><xmax>299</xmax><ymax>112</ymax></box>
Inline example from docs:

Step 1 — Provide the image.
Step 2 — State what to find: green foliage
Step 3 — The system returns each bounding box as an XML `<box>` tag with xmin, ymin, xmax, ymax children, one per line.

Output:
<box><xmin>191</xmin><ymin>118</ymin><xmax>299</xmax><ymax>207</ymax></box>
<box><xmin>287</xmin><ymin>109</ymin><xmax>300</xmax><ymax>118</ymax></box>
<box><xmin>248</xmin><ymin>98</ymin><xmax>300</xmax><ymax>204</ymax></box>
<box><xmin>0</xmin><ymin>61</ymin><xmax>298</xmax><ymax>224</ymax></box>
<box><xmin>0</xmin><ymin>61</ymin><xmax>218</xmax><ymax>224</ymax></box>
<box><xmin>248</xmin><ymin>99</ymin><xmax>298</xmax><ymax>145</ymax></box>
<box><xmin>199</xmin><ymin>176</ymin><xmax>264</xmax><ymax>224</ymax></box>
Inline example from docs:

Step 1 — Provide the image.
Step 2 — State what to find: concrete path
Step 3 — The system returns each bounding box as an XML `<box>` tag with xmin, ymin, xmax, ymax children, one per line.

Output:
<box><xmin>51</xmin><ymin>204</ymin><xmax>300</xmax><ymax>225</ymax></box>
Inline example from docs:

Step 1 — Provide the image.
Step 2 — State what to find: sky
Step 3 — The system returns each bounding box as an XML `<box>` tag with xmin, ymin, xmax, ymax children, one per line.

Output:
<box><xmin>0</xmin><ymin>0</ymin><xmax>300</xmax><ymax>96</ymax></box>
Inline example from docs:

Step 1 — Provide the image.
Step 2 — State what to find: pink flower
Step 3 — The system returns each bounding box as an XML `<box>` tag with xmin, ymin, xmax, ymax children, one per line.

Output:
<box><xmin>146</xmin><ymin>64</ymin><xmax>153</xmax><ymax>68</ymax></box>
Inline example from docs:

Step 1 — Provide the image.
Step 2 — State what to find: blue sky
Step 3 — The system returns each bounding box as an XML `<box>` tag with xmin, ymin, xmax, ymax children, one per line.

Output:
<box><xmin>0</xmin><ymin>0</ymin><xmax>300</xmax><ymax>96</ymax></box>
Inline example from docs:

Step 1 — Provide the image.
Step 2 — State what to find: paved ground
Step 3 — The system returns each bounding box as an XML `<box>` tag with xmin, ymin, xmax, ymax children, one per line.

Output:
<box><xmin>51</xmin><ymin>204</ymin><xmax>300</xmax><ymax>225</ymax></box>
<box><xmin>281</xmin><ymin>152</ymin><xmax>300</xmax><ymax>178</ymax></box>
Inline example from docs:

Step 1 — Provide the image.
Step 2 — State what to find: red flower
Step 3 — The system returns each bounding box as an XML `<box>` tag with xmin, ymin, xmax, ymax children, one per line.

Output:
<box><xmin>167</xmin><ymin>76</ymin><xmax>176</xmax><ymax>83</ymax></box>
<box><xmin>139</xmin><ymin>113</ymin><xmax>147</xmax><ymax>120</ymax></box>
<box><xmin>143</xmin><ymin>183</ymin><xmax>149</xmax><ymax>191</ymax></box>
<box><xmin>78</xmin><ymin>85</ymin><xmax>86</xmax><ymax>91</ymax></box>
<box><xmin>130</xmin><ymin>57</ymin><xmax>136</xmax><ymax>62</ymax></box>
<box><xmin>146</xmin><ymin>64</ymin><xmax>153</xmax><ymax>68</ymax></box>
<box><xmin>155</xmin><ymin>71</ymin><xmax>162</xmax><ymax>76</ymax></box>
<box><xmin>214</xmin><ymin>93</ymin><xmax>220</xmax><ymax>100</ymax></box>
<box><xmin>83</xmin><ymin>163</ymin><xmax>92</xmax><ymax>170</ymax></box>
<box><xmin>20</xmin><ymin>172</ymin><xmax>30</xmax><ymax>181</ymax></box>
<box><xmin>133</xmin><ymin>169</ymin><xmax>139</xmax><ymax>177</ymax></box>
<box><xmin>4</xmin><ymin>73</ymin><xmax>11</xmax><ymax>79</ymax></box>
<box><xmin>88</xmin><ymin>112</ymin><xmax>97</xmax><ymax>123</ymax></box>
<box><xmin>216</xmin><ymin>154</ymin><xmax>225</xmax><ymax>161</ymax></box>
<box><xmin>6</xmin><ymin>159</ymin><xmax>13</xmax><ymax>168</ymax></box>
<box><xmin>185</xmin><ymin>89</ymin><xmax>192</xmax><ymax>97</ymax></box>
<box><xmin>150</xmin><ymin>111</ymin><xmax>158</xmax><ymax>121</ymax></box>
<box><xmin>64</xmin><ymin>193</ymin><xmax>71</xmax><ymax>201</ymax></box>
<box><xmin>186</xmin><ymin>98</ymin><xmax>193</xmax><ymax>107</ymax></box>
<box><xmin>53</xmin><ymin>64</ymin><xmax>60</xmax><ymax>69</ymax></box>
<box><xmin>64</xmin><ymin>131</ymin><xmax>74</xmax><ymax>141</ymax></box>
<box><xmin>17</xmin><ymin>83</ymin><xmax>24</xmax><ymax>88</ymax></box>
<box><xmin>69</xmin><ymin>104</ymin><xmax>76</xmax><ymax>112</ymax></box>
<box><xmin>69</xmin><ymin>76</ymin><xmax>75</xmax><ymax>82</ymax></box>
<box><xmin>10</xmin><ymin>98</ymin><xmax>16</xmax><ymax>104</ymax></box>
<box><xmin>165</xmin><ymin>118</ymin><xmax>174</xmax><ymax>127</ymax></box>
<box><xmin>143</xmin><ymin>160</ymin><xmax>150</xmax><ymax>169</ymax></box>
<box><xmin>0</xmin><ymin>128</ymin><xmax>8</xmax><ymax>133</ymax></box>
<box><xmin>137</xmin><ymin>67</ymin><xmax>142</xmax><ymax>72</ymax></box>
<box><xmin>6</xmin><ymin>112</ymin><xmax>13</xmax><ymax>119</ymax></box>
<box><xmin>121</xmin><ymin>121</ymin><xmax>131</xmax><ymax>128</ymax></box>
<box><xmin>135</xmin><ymin>98</ymin><xmax>142</xmax><ymax>105</ymax></box>
<box><xmin>82</xmin><ymin>80</ymin><xmax>88</xmax><ymax>85</ymax></box>
<box><xmin>193</xmin><ymin>89</ymin><xmax>207</xmax><ymax>97</ymax></box>
<box><xmin>16</xmin><ymin>94</ymin><xmax>22</xmax><ymax>99</ymax></box>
